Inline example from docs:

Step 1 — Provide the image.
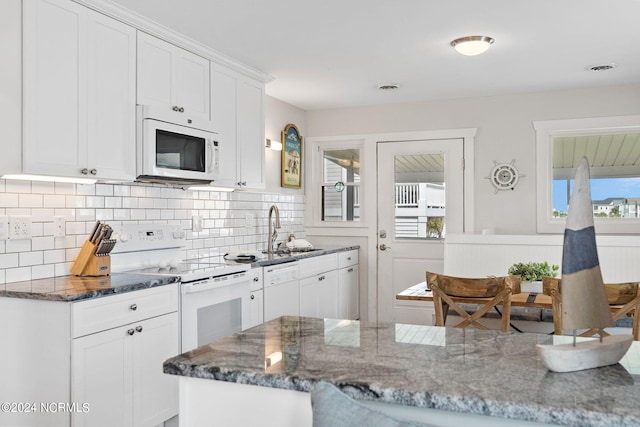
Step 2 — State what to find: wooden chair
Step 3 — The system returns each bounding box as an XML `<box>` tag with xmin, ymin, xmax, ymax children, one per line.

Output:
<box><xmin>543</xmin><ymin>277</ymin><xmax>640</xmax><ymax>340</ymax></box>
<box><xmin>426</xmin><ymin>272</ymin><xmax>521</xmax><ymax>332</ymax></box>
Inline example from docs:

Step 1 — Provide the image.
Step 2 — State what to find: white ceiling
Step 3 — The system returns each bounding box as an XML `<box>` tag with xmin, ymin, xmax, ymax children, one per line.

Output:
<box><xmin>110</xmin><ymin>0</ymin><xmax>640</xmax><ymax>111</ymax></box>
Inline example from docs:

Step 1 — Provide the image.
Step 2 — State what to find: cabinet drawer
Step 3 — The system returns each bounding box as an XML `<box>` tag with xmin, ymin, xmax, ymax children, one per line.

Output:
<box><xmin>298</xmin><ymin>253</ymin><xmax>338</xmax><ymax>278</ymax></box>
<box><xmin>338</xmin><ymin>250</ymin><xmax>358</xmax><ymax>268</ymax></box>
<box><xmin>72</xmin><ymin>284</ymin><xmax>178</xmax><ymax>338</ymax></box>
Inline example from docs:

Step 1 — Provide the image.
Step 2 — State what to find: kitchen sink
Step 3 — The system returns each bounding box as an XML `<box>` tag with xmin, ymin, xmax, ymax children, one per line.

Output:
<box><xmin>262</xmin><ymin>248</ymin><xmax>323</xmax><ymax>256</ymax></box>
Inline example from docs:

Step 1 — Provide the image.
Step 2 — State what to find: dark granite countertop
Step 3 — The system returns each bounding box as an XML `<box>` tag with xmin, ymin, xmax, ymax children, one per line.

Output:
<box><xmin>164</xmin><ymin>316</ymin><xmax>640</xmax><ymax>427</ymax></box>
<box><xmin>224</xmin><ymin>245</ymin><xmax>360</xmax><ymax>268</ymax></box>
<box><xmin>0</xmin><ymin>273</ymin><xmax>179</xmax><ymax>302</ymax></box>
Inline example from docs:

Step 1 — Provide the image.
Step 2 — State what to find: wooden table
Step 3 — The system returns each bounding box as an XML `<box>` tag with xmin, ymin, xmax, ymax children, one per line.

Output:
<box><xmin>396</xmin><ymin>281</ymin><xmax>553</xmax><ymax>308</ymax></box>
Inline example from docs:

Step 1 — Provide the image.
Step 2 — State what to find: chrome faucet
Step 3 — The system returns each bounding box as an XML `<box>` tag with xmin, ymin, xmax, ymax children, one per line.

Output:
<box><xmin>268</xmin><ymin>204</ymin><xmax>281</xmax><ymax>256</ymax></box>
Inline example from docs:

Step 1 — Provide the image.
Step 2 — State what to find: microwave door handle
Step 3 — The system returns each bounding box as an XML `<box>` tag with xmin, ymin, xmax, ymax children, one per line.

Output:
<box><xmin>206</xmin><ymin>140</ymin><xmax>214</xmax><ymax>173</ymax></box>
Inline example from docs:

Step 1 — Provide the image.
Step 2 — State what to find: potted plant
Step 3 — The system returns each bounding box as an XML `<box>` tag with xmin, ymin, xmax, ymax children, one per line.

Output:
<box><xmin>508</xmin><ymin>261</ymin><xmax>559</xmax><ymax>293</ymax></box>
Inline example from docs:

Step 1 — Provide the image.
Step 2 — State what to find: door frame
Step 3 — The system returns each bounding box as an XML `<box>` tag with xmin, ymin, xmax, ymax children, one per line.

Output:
<box><xmin>304</xmin><ymin>128</ymin><xmax>476</xmax><ymax>322</ymax></box>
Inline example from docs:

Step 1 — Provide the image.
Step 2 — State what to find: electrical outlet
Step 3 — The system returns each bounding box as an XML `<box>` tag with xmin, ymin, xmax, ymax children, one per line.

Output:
<box><xmin>53</xmin><ymin>216</ymin><xmax>66</xmax><ymax>237</ymax></box>
<box><xmin>0</xmin><ymin>215</ymin><xmax>8</xmax><ymax>240</ymax></box>
<box><xmin>9</xmin><ymin>215</ymin><xmax>32</xmax><ymax>240</ymax></box>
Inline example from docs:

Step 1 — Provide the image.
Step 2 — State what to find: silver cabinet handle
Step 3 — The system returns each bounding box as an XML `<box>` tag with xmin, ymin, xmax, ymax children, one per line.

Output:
<box><xmin>250</xmin><ymin>294</ymin><xmax>255</xmax><ymax>300</ymax></box>
<box><xmin>253</xmin><ymin>277</ymin><xmax>259</xmax><ymax>282</ymax></box>
<box><xmin>179</xmin><ymin>107</ymin><xmax>184</xmax><ymax>113</ymax></box>
<box><xmin>80</xmin><ymin>168</ymin><xmax>89</xmax><ymax>175</ymax></box>
<box><xmin>129</xmin><ymin>304</ymin><xmax>137</xmax><ymax>311</ymax></box>
<box><xmin>90</xmin><ymin>169</ymin><xmax>97</xmax><ymax>175</ymax></box>
<box><xmin>347</xmin><ymin>268</ymin><xmax>354</xmax><ymax>273</ymax></box>
<box><xmin>127</xmin><ymin>329</ymin><xmax>135</xmax><ymax>336</ymax></box>
<box><xmin>135</xmin><ymin>326</ymin><xmax>143</xmax><ymax>333</ymax></box>
<box><xmin>172</xmin><ymin>106</ymin><xmax>185</xmax><ymax>113</ymax></box>
<box><xmin>318</xmin><ymin>275</ymin><xmax>325</xmax><ymax>281</ymax></box>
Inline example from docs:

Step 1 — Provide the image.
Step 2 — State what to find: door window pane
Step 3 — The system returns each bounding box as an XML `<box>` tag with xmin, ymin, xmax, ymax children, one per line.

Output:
<box><xmin>322</xmin><ymin>149</ymin><xmax>360</xmax><ymax>222</ymax></box>
<box><xmin>394</xmin><ymin>153</ymin><xmax>445</xmax><ymax>239</ymax></box>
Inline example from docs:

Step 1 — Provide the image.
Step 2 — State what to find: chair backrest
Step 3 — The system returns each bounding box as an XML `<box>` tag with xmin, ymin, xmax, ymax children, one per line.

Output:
<box><xmin>542</xmin><ymin>277</ymin><xmax>639</xmax><ymax>305</ymax></box>
<box><xmin>426</xmin><ymin>272</ymin><xmax>521</xmax><ymax>297</ymax></box>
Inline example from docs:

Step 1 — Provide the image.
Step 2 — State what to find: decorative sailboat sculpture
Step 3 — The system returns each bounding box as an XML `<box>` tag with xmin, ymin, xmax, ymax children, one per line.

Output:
<box><xmin>536</xmin><ymin>157</ymin><xmax>633</xmax><ymax>373</ymax></box>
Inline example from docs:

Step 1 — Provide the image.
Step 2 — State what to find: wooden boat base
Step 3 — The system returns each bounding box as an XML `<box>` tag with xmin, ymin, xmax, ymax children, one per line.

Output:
<box><xmin>537</xmin><ymin>335</ymin><xmax>633</xmax><ymax>373</ymax></box>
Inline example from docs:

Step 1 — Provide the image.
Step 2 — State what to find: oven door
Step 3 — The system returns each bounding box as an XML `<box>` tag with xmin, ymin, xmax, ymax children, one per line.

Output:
<box><xmin>180</xmin><ymin>272</ymin><xmax>250</xmax><ymax>353</ymax></box>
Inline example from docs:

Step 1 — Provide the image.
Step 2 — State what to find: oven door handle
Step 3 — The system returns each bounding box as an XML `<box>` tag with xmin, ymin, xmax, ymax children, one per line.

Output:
<box><xmin>181</xmin><ymin>276</ymin><xmax>248</xmax><ymax>294</ymax></box>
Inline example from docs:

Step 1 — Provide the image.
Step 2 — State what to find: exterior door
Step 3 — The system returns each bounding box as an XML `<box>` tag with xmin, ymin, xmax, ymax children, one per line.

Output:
<box><xmin>377</xmin><ymin>139</ymin><xmax>464</xmax><ymax>324</ymax></box>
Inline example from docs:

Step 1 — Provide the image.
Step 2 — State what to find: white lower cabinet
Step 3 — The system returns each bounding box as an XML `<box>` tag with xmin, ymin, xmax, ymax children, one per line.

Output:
<box><xmin>248</xmin><ymin>268</ymin><xmax>264</xmax><ymax>329</ymax></box>
<box><xmin>0</xmin><ymin>284</ymin><xmax>179</xmax><ymax>427</ymax></box>
<box><xmin>72</xmin><ymin>312</ymin><xmax>179</xmax><ymax>427</ymax></box>
<box><xmin>299</xmin><ymin>270</ymin><xmax>339</xmax><ymax>319</ymax></box>
<box><xmin>338</xmin><ymin>250</ymin><xmax>360</xmax><ymax>319</ymax></box>
<box><xmin>298</xmin><ymin>254</ymin><xmax>339</xmax><ymax>319</ymax></box>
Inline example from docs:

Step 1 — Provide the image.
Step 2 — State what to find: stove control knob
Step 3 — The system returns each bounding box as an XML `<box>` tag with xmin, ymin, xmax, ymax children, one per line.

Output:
<box><xmin>118</xmin><ymin>233</ymin><xmax>130</xmax><ymax>242</ymax></box>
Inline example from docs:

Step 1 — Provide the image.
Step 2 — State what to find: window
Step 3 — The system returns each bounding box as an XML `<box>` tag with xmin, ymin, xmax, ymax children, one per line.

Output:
<box><xmin>535</xmin><ymin>115</ymin><xmax>640</xmax><ymax>233</ymax></box>
<box><xmin>321</xmin><ymin>148</ymin><xmax>360</xmax><ymax>222</ymax></box>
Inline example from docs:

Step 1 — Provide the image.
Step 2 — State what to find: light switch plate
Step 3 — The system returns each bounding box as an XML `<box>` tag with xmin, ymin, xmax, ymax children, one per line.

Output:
<box><xmin>53</xmin><ymin>216</ymin><xmax>66</xmax><ymax>237</ymax></box>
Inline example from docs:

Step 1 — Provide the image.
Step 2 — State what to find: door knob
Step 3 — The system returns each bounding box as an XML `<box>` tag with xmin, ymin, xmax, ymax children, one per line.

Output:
<box><xmin>379</xmin><ymin>244</ymin><xmax>390</xmax><ymax>251</ymax></box>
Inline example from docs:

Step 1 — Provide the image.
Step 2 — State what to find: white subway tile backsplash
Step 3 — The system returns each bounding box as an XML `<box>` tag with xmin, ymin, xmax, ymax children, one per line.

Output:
<box><xmin>19</xmin><ymin>251</ymin><xmax>43</xmax><ymax>267</ymax></box>
<box><xmin>0</xmin><ymin>254</ymin><xmax>19</xmax><ymax>269</ymax></box>
<box><xmin>0</xmin><ymin>179</ymin><xmax>306</xmax><ymax>283</ymax></box>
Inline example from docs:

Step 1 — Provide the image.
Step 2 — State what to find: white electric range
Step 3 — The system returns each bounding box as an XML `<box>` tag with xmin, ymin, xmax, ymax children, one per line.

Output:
<box><xmin>110</xmin><ymin>224</ymin><xmax>252</xmax><ymax>353</ymax></box>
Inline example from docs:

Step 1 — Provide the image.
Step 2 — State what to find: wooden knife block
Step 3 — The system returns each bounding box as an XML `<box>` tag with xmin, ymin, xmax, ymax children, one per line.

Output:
<box><xmin>71</xmin><ymin>240</ymin><xmax>111</xmax><ymax>276</ymax></box>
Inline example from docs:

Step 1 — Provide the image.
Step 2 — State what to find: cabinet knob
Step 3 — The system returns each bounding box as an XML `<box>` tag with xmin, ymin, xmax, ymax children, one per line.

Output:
<box><xmin>253</xmin><ymin>277</ymin><xmax>259</xmax><ymax>282</ymax></box>
<box><xmin>250</xmin><ymin>294</ymin><xmax>255</xmax><ymax>300</ymax></box>
<box><xmin>172</xmin><ymin>106</ymin><xmax>179</xmax><ymax>112</ymax></box>
<box><xmin>90</xmin><ymin>169</ymin><xmax>97</xmax><ymax>175</ymax></box>
<box><xmin>319</xmin><ymin>275</ymin><xmax>325</xmax><ymax>281</ymax></box>
<box><xmin>80</xmin><ymin>168</ymin><xmax>89</xmax><ymax>175</ymax></box>
<box><xmin>179</xmin><ymin>107</ymin><xmax>185</xmax><ymax>113</ymax></box>
<box><xmin>135</xmin><ymin>326</ymin><xmax>143</xmax><ymax>333</ymax></box>
<box><xmin>127</xmin><ymin>329</ymin><xmax>135</xmax><ymax>336</ymax></box>
<box><xmin>129</xmin><ymin>303</ymin><xmax>137</xmax><ymax>311</ymax></box>
<box><xmin>347</xmin><ymin>268</ymin><xmax>354</xmax><ymax>273</ymax></box>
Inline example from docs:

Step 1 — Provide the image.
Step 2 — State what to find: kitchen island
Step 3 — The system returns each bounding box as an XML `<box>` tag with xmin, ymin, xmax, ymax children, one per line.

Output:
<box><xmin>164</xmin><ymin>316</ymin><xmax>640</xmax><ymax>427</ymax></box>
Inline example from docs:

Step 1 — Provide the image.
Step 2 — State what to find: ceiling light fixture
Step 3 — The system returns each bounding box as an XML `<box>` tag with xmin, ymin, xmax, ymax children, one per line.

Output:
<box><xmin>450</xmin><ymin>35</ymin><xmax>494</xmax><ymax>56</ymax></box>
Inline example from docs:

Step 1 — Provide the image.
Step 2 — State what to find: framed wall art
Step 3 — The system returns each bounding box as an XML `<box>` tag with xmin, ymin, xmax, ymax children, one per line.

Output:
<box><xmin>281</xmin><ymin>124</ymin><xmax>302</xmax><ymax>188</ymax></box>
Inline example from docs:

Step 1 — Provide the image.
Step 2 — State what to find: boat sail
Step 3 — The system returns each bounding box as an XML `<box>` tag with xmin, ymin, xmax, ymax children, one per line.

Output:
<box><xmin>536</xmin><ymin>157</ymin><xmax>632</xmax><ymax>373</ymax></box>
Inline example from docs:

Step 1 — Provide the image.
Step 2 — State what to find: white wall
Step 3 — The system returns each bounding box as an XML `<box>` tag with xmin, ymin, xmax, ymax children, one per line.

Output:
<box><xmin>305</xmin><ymin>84</ymin><xmax>640</xmax><ymax>234</ymax></box>
<box><xmin>264</xmin><ymin>96</ymin><xmax>307</xmax><ymax>195</ymax></box>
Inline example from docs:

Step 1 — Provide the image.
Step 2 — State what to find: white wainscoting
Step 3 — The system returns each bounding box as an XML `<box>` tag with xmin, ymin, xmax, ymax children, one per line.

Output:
<box><xmin>444</xmin><ymin>234</ymin><xmax>640</xmax><ymax>283</ymax></box>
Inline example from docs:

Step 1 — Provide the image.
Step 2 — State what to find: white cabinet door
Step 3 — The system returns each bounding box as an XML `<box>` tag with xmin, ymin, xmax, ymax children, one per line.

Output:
<box><xmin>72</xmin><ymin>312</ymin><xmax>178</xmax><ymax>427</ymax></box>
<box><xmin>237</xmin><ymin>77</ymin><xmax>265</xmax><ymax>188</ymax></box>
<box><xmin>132</xmin><ymin>312</ymin><xmax>179</xmax><ymax>427</ymax></box>
<box><xmin>23</xmin><ymin>0</ymin><xmax>84</xmax><ymax>178</ymax></box>
<box><xmin>138</xmin><ymin>32</ymin><xmax>210</xmax><ymax>117</ymax></box>
<box><xmin>86</xmin><ymin>9</ymin><xmax>136</xmax><ymax>180</ymax></box>
<box><xmin>338</xmin><ymin>265</ymin><xmax>359</xmax><ymax>319</ymax></box>
<box><xmin>72</xmin><ymin>322</ymin><xmax>132</xmax><ymax>427</ymax></box>
<box><xmin>299</xmin><ymin>270</ymin><xmax>339</xmax><ymax>319</ymax></box>
<box><xmin>210</xmin><ymin>64</ymin><xmax>265</xmax><ymax>189</ymax></box>
<box><xmin>23</xmin><ymin>0</ymin><xmax>136</xmax><ymax>181</ymax></box>
<box><xmin>248</xmin><ymin>289</ymin><xmax>264</xmax><ymax>329</ymax></box>
<box><xmin>210</xmin><ymin>65</ymin><xmax>238</xmax><ymax>188</ymax></box>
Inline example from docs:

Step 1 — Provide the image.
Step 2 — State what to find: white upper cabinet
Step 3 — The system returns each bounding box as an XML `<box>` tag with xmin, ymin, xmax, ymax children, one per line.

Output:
<box><xmin>210</xmin><ymin>63</ymin><xmax>265</xmax><ymax>189</ymax></box>
<box><xmin>22</xmin><ymin>0</ymin><xmax>136</xmax><ymax>181</ymax></box>
<box><xmin>137</xmin><ymin>32</ymin><xmax>210</xmax><ymax>118</ymax></box>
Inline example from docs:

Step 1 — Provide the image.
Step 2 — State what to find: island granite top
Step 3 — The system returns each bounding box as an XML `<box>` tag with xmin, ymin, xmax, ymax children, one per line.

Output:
<box><xmin>164</xmin><ymin>316</ymin><xmax>640</xmax><ymax>427</ymax></box>
<box><xmin>0</xmin><ymin>273</ymin><xmax>179</xmax><ymax>302</ymax></box>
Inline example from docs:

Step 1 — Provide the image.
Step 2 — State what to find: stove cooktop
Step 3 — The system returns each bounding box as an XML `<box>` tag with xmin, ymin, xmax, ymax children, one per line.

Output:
<box><xmin>129</xmin><ymin>259</ymin><xmax>249</xmax><ymax>283</ymax></box>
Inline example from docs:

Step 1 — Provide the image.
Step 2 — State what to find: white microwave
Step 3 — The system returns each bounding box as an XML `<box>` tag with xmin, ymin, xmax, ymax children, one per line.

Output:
<box><xmin>136</xmin><ymin>105</ymin><xmax>220</xmax><ymax>185</ymax></box>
